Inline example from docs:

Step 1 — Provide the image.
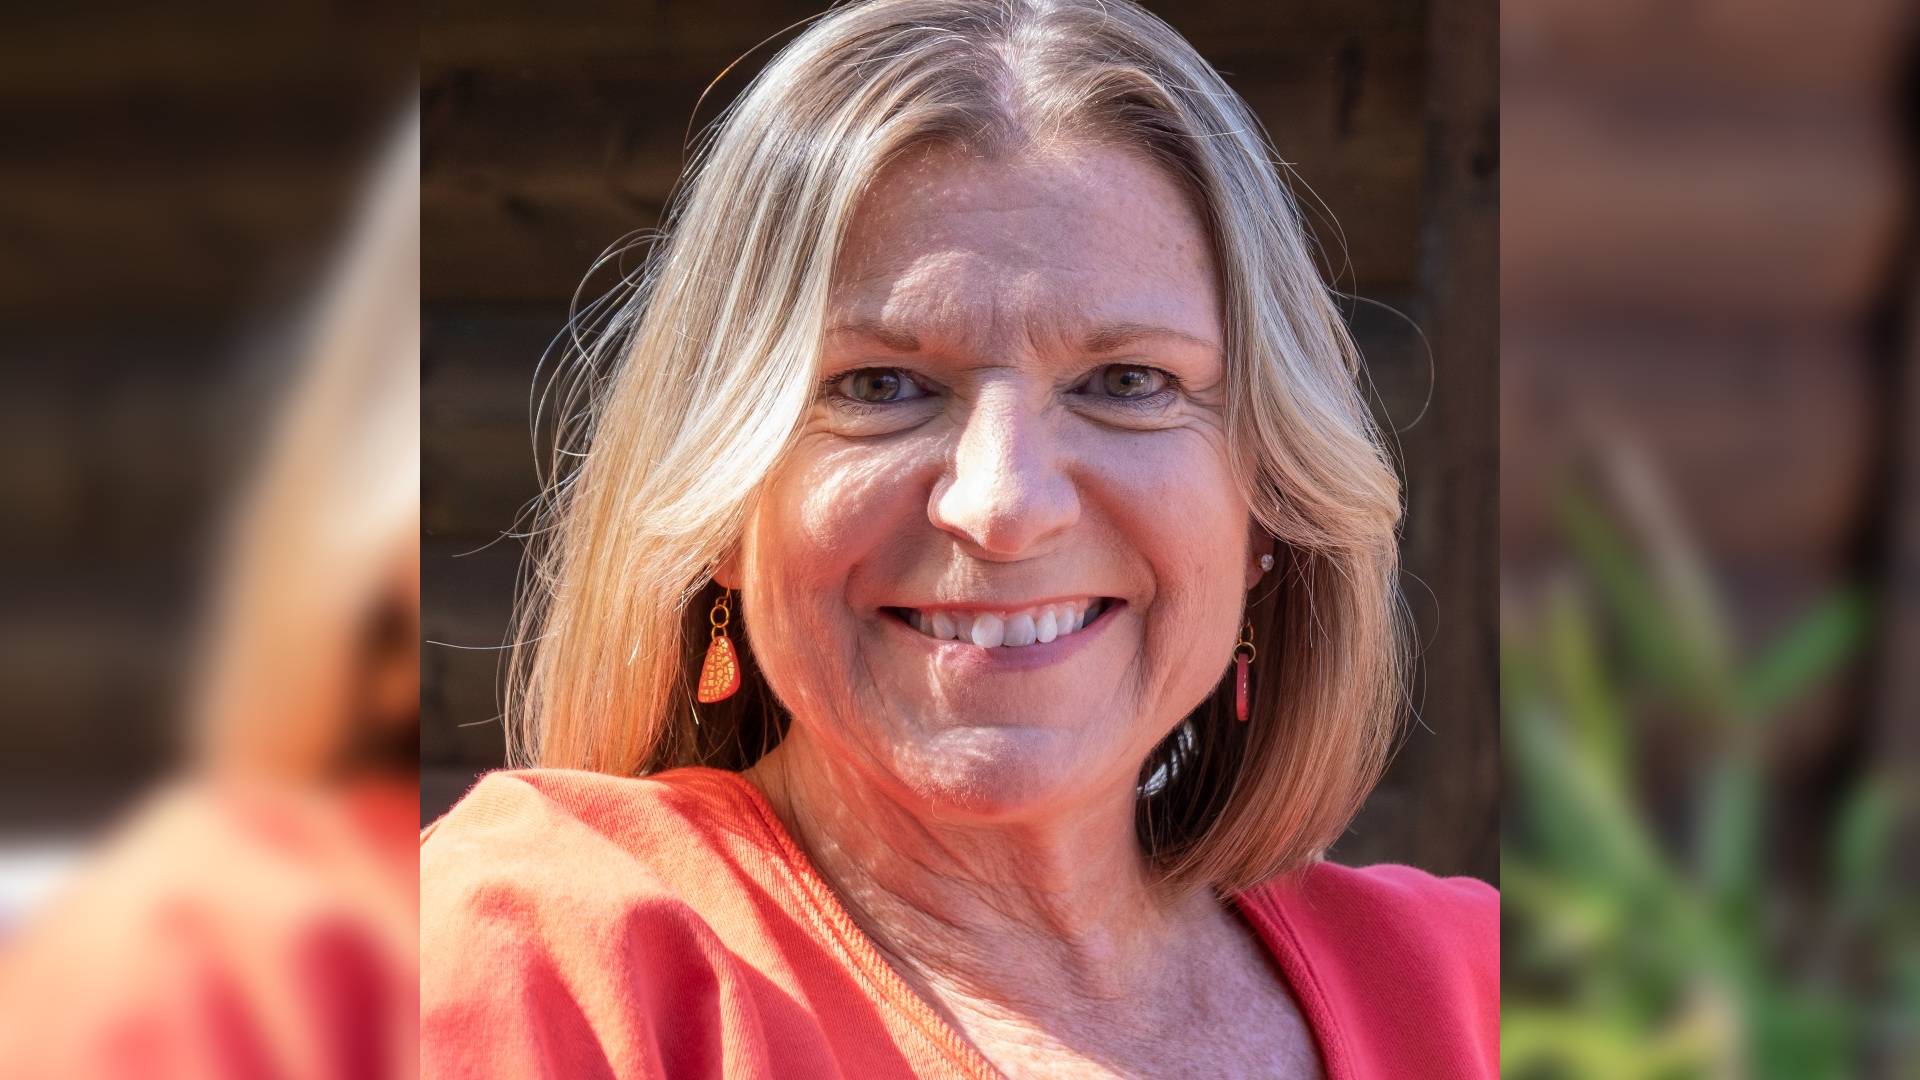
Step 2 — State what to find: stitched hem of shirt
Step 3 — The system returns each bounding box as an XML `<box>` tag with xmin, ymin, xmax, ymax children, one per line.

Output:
<box><xmin>696</xmin><ymin>768</ymin><xmax>1006</xmax><ymax>1080</ymax></box>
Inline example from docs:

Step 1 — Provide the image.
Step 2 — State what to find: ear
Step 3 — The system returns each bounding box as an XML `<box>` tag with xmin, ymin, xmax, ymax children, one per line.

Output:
<box><xmin>1244</xmin><ymin>524</ymin><xmax>1274</xmax><ymax>591</ymax></box>
<box><xmin>712</xmin><ymin>548</ymin><xmax>741</xmax><ymax>591</ymax></box>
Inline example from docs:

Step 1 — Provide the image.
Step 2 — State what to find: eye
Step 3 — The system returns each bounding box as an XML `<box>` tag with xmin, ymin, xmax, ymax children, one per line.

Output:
<box><xmin>830</xmin><ymin>367</ymin><xmax>928</xmax><ymax>404</ymax></box>
<box><xmin>1078</xmin><ymin>363</ymin><xmax>1176</xmax><ymax>401</ymax></box>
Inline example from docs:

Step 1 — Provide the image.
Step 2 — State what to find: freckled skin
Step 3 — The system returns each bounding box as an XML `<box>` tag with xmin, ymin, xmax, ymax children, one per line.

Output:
<box><xmin>728</xmin><ymin>142</ymin><xmax>1259</xmax><ymax>820</ymax></box>
<box><xmin>723</xmin><ymin>143</ymin><xmax>1320</xmax><ymax>1078</ymax></box>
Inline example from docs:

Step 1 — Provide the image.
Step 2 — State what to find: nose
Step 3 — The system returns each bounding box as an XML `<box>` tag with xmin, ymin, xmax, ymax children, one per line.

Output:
<box><xmin>929</xmin><ymin>380</ymin><xmax>1080</xmax><ymax>558</ymax></box>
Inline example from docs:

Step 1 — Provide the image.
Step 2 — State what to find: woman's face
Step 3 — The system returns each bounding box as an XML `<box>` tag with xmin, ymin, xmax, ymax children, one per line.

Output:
<box><xmin>728</xmin><ymin>141</ymin><xmax>1262</xmax><ymax>819</ymax></box>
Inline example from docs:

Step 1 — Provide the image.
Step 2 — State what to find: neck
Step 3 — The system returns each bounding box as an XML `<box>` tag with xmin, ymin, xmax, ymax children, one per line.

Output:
<box><xmin>744</xmin><ymin>733</ymin><xmax>1208</xmax><ymax>1015</ymax></box>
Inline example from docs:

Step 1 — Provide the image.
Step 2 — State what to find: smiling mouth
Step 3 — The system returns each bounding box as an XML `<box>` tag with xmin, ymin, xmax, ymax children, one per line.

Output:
<box><xmin>882</xmin><ymin>598</ymin><xmax>1119</xmax><ymax>649</ymax></box>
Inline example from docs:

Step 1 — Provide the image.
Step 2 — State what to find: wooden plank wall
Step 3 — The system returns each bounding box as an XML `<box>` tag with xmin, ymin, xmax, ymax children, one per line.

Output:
<box><xmin>422</xmin><ymin>0</ymin><xmax>1501</xmax><ymax>883</ymax></box>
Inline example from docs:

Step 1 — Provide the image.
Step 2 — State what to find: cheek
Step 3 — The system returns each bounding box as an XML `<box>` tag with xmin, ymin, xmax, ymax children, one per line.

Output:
<box><xmin>1088</xmin><ymin>426</ymin><xmax>1247</xmax><ymax>578</ymax></box>
<box><xmin>741</xmin><ymin>436</ymin><xmax>930</xmax><ymax>626</ymax></box>
<box><xmin>738</xmin><ymin>435</ymin><xmax>947</xmax><ymax>740</ymax></box>
<box><xmin>1086</xmin><ymin>428</ymin><xmax>1249</xmax><ymax>695</ymax></box>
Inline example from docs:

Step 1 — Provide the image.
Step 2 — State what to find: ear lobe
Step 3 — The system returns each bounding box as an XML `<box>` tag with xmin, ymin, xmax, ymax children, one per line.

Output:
<box><xmin>712</xmin><ymin>550</ymin><xmax>741</xmax><ymax>591</ymax></box>
<box><xmin>1245</xmin><ymin>528</ymin><xmax>1274</xmax><ymax>591</ymax></box>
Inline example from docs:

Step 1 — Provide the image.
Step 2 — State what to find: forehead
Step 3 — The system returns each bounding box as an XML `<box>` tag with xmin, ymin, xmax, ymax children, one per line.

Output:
<box><xmin>829</xmin><ymin>142</ymin><xmax>1221</xmax><ymax>352</ymax></box>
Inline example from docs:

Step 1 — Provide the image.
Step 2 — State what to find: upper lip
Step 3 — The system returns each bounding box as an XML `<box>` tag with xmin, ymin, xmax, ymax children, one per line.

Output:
<box><xmin>884</xmin><ymin>594</ymin><xmax>1116</xmax><ymax>614</ymax></box>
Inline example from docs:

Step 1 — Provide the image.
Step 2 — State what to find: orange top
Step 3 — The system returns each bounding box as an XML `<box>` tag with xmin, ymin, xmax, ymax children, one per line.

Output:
<box><xmin>421</xmin><ymin>767</ymin><xmax>1498</xmax><ymax>1079</ymax></box>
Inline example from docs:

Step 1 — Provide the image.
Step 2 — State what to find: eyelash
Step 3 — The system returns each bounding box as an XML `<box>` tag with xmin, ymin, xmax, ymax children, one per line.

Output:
<box><xmin>816</xmin><ymin>369</ymin><xmax>928</xmax><ymax>416</ymax></box>
<box><xmin>818</xmin><ymin>365</ymin><xmax>1184</xmax><ymax>414</ymax></box>
<box><xmin>1082</xmin><ymin>365</ymin><xmax>1184</xmax><ymax>409</ymax></box>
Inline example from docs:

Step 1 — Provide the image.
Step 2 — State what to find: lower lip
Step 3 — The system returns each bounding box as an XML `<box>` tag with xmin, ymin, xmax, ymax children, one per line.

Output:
<box><xmin>881</xmin><ymin>601</ymin><xmax>1125</xmax><ymax>673</ymax></box>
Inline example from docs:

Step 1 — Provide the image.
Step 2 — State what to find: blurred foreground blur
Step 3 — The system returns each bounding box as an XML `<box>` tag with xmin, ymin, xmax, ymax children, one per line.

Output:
<box><xmin>0</xmin><ymin>9</ymin><xmax>418</xmax><ymax>1077</ymax></box>
<box><xmin>1502</xmin><ymin>2</ymin><xmax>1917</xmax><ymax>1076</ymax></box>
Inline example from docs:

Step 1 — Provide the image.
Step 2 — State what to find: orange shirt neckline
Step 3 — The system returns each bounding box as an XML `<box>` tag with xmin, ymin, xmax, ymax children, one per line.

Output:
<box><xmin>676</xmin><ymin>765</ymin><xmax>1341</xmax><ymax>1080</ymax></box>
<box><xmin>689</xmin><ymin>766</ymin><xmax>1004</xmax><ymax>1078</ymax></box>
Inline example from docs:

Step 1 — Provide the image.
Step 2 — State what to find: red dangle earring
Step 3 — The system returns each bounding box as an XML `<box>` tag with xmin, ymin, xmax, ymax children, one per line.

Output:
<box><xmin>697</xmin><ymin>588</ymin><xmax>741</xmax><ymax>703</ymax></box>
<box><xmin>1234</xmin><ymin>550</ymin><xmax>1273</xmax><ymax>723</ymax></box>
<box><xmin>1233</xmin><ymin>619</ymin><xmax>1256</xmax><ymax>723</ymax></box>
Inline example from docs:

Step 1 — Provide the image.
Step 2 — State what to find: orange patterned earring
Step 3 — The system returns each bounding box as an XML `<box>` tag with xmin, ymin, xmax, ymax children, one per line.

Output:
<box><xmin>1232</xmin><ymin>620</ymin><xmax>1256</xmax><ymax>722</ymax></box>
<box><xmin>697</xmin><ymin>588</ymin><xmax>741</xmax><ymax>703</ymax></box>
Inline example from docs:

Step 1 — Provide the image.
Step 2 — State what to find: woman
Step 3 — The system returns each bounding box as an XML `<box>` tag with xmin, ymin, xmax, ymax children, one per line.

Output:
<box><xmin>422</xmin><ymin>2</ymin><xmax>1496</xmax><ymax>1077</ymax></box>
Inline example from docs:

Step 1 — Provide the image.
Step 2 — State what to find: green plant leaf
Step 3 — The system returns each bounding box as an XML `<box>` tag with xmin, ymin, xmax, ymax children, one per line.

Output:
<box><xmin>1555</xmin><ymin>489</ymin><xmax>1688</xmax><ymax>688</ymax></box>
<box><xmin>1504</xmin><ymin>687</ymin><xmax>1675</xmax><ymax>907</ymax></box>
<box><xmin>1735</xmin><ymin>587</ymin><xmax>1872</xmax><ymax>720</ymax></box>
<box><xmin>1545</xmin><ymin>580</ymin><xmax>1628</xmax><ymax>782</ymax></box>
<box><xmin>1832</xmin><ymin>775</ymin><xmax>1899</xmax><ymax>911</ymax></box>
<box><xmin>1698</xmin><ymin>752</ymin><xmax>1764</xmax><ymax>911</ymax></box>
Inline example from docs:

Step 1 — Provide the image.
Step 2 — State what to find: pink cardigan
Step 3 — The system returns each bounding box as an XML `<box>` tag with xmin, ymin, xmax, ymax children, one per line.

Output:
<box><xmin>422</xmin><ymin>767</ymin><xmax>1498</xmax><ymax>1078</ymax></box>
<box><xmin>1236</xmin><ymin>859</ymin><xmax>1500</xmax><ymax>1077</ymax></box>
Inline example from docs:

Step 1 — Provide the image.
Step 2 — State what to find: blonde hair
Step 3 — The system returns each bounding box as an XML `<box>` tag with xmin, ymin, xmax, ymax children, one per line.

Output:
<box><xmin>509</xmin><ymin>0</ymin><xmax>1405</xmax><ymax>891</ymax></box>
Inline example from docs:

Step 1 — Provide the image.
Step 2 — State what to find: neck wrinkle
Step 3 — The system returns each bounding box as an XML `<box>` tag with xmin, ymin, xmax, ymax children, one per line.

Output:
<box><xmin>744</xmin><ymin>734</ymin><xmax>1205</xmax><ymax>1017</ymax></box>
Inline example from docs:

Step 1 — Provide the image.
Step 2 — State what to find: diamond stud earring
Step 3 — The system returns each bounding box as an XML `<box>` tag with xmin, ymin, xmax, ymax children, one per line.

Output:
<box><xmin>1258</xmin><ymin>553</ymin><xmax>1275</xmax><ymax>573</ymax></box>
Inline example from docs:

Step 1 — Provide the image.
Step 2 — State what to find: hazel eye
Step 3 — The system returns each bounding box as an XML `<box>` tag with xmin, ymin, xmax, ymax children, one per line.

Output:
<box><xmin>834</xmin><ymin>368</ymin><xmax>926</xmax><ymax>404</ymax></box>
<box><xmin>1088</xmin><ymin>364</ymin><xmax>1169</xmax><ymax>399</ymax></box>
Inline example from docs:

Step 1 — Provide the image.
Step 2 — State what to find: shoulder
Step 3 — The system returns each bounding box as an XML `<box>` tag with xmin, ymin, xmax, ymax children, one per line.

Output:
<box><xmin>421</xmin><ymin>765</ymin><xmax>778</xmax><ymax>926</ymax></box>
<box><xmin>1283</xmin><ymin>861</ymin><xmax>1498</xmax><ymax>952</ymax></box>
<box><xmin>1239</xmin><ymin>862</ymin><xmax>1499</xmax><ymax>1074</ymax></box>
<box><xmin>420</xmin><ymin>767</ymin><xmax>785</xmax><ymax>1077</ymax></box>
<box><xmin>1257</xmin><ymin>861</ymin><xmax>1498</xmax><ymax>987</ymax></box>
<box><xmin>421</xmin><ymin>765</ymin><xmax>762</xmax><ymax>852</ymax></box>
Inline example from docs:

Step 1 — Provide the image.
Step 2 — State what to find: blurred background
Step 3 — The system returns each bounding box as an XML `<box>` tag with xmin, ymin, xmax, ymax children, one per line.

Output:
<box><xmin>1500</xmin><ymin>0</ymin><xmax>1918</xmax><ymax>1075</ymax></box>
<box><xmin>0</xmin><ymin>5</ymin><xmax>419</xmax><ymax>1076</ymax></box>
<box><xmin>420</xmin><ymin>0</ymin><xmax>1501</xmax><ymax>883</ymax></box>
<box><xmin>1</xmin><ymin>1</ymin><xmax>409</xmax><ymax>840</ymax></box>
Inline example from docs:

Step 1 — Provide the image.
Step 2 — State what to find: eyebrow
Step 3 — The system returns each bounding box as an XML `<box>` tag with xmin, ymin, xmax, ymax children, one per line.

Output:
<box><xmin>825</xmin><ymin>319</ymin><xmax>923</xmax><ymax>353</ymax></box>
<box><xmin>1080</xmin><ymin>322</ymin><xmax>1222</xmax><ymax>356</ymax></box>
<box><xmin>824</xmin><ymin>319</ymin><xmax>1222</xmax><ymax>356</ymax></box>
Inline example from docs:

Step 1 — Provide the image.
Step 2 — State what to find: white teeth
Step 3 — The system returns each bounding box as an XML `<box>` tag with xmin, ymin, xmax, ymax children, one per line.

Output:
<box><xmin>902</xmin><ymin>599</ymin><xmax>1112</xmax><ymax>648</ymax></box>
